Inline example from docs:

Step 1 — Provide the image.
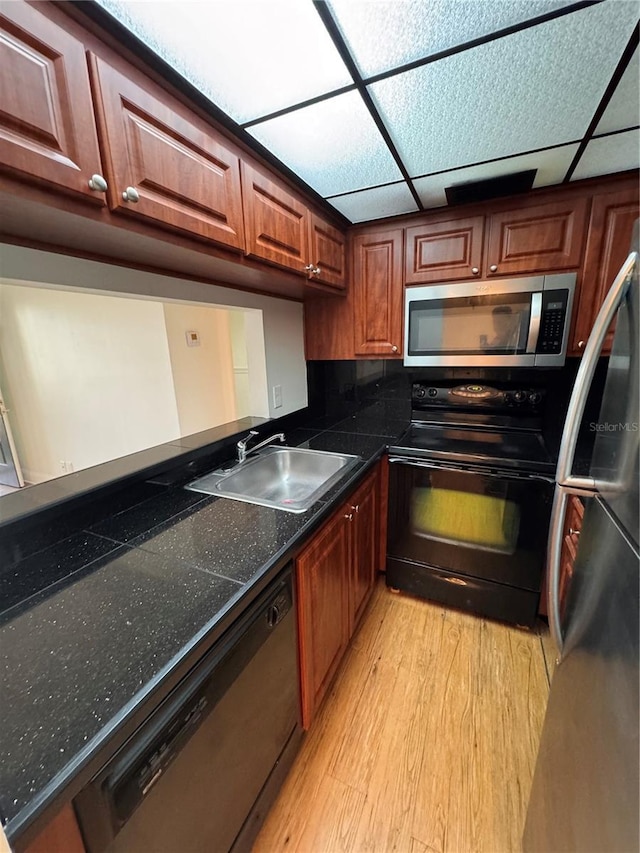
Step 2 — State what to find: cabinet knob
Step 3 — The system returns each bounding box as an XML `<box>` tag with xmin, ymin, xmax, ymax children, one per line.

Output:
<box><xmin>578</xmin><ymin>340</ymin><xmax>585</xmax><ymax>349</ymax></box>
<box><xmin>312</xmin><ymin>266</ymin><xmax>321</xmax><ymax>276</ymax></box>
<box><xmin>351</xmin><ymin>504</ymin><xmax>359</xmax><ymax>513</ymax></box>
<box><xmin>489</xmin><ymin>264</ymin><xmax>498</xmax><ymax>273</ymax></box>
<box><xmin>122</xmin><ymin>186</ymin><xmax>140</xmax><ymax>203</ymax></box>
<box><xmin>471</xmin><ymin>267</ymin><xmax>479</xmax><ymax>275</ymax></box>
<box><xmin>88</xmin><ymin>174</ymin><xmax>108</xmax><ymax>193</ymax></box>
<box><xmin>304</xmin><ymin>264</ymin><xmax>315</xmax><ymax>272</ymax></box>
<box><xmin>391</xmin><ymin>345</ymin><xmax>398</xmax><ymax>353</ymax></box>
<box><xmin>344</xmin><ymin>512</ymin><xmax>353</xmax><ymax>521</ymax></box>
<box><xmin>569</xmin><ymin>528</ymin><xmax>581</xmax><ymax>537</ymax></box>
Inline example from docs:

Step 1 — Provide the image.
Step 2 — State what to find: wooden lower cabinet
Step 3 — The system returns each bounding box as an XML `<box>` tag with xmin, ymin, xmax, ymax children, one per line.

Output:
<box><xmin>559</xmin><ymin>495</ymin><xmax>584</xmax><ymax>619</ymax></box>
<box><xmin>296</xmin><ymin>466</ymin><xmax>380</xmax><ymax>729</ymax></box>
<box><xmin>21</xmin><ymin>803</ymin><xmax>85</xmax><ymax>853</ymax></box>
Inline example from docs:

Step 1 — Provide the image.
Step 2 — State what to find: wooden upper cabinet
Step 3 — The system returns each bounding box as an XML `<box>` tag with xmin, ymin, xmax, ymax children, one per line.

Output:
<box><xmin>241</xmin><ymin>161</ymin><xmax>309</xmax><ymax>273</ymax></box>
<box><xmin>405</xmin><ymin>215</ymin><xmax>484</xmax><ymax>284</ymax></box>
<box><xmin>352</xmin><ymin>228</ymin><xmax>404</xmax><ymax>357</ymax></box>
<box><xmin>0</xmin><ymin>1</ymin><xmax>104</xmax><ymax>203</ymax></box>
<box><xmin>485</xmin><ymin>197</ymin><xmax>589</xmax><ymax>276</ymax></box>
<box><xmin>88</xmin><ymin>55</ymin><xmax>244</xmax><ymax>250</ymax></box>
<box><xmin>572</xmin><ymin>184</ymin><xmax>639</xmax><ymax>355</ymax></box>
<box><xmin>308</xmin><ymin>213</ymin><xmax>346</xmax><ymax>289</ymax></box>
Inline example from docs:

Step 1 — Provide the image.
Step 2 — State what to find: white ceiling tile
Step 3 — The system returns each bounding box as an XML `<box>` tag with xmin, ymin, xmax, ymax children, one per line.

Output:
<box><xmin>328</xmin><ymin>0</ymin><xmax>576</xmax><ymax>78</ymax></box>
<box><xmin>96</xmin><ymin>0</ymin><xmax>352</xmax><ymax>124</ymax></box>
<box><xmin>570</xmin><ymin>130</ymin><xmax>640</xmax><ymax>181</ymax></box>
<box><xmin>369</xmin><ymin>3</ymin><xmax>640</xmax><ymax>176</ymax></box>
<box><xmin>247</xmin><ymin>91</ymin><xmax>403</xmax><ymax>197</ymax></box>
<box><xmin>327</xmin><ymin>183</ymin><xmax>419</xmax><ymax>222</ymax></box>
<box><xmin>596</xmin><ymin>48</ymin><xmax>640</xmax><ymax>135</ymax></box>
<box><xmin>413</xmin><ymin>145</ymin><xmax>580</xmax><ymax>208</ymax></box>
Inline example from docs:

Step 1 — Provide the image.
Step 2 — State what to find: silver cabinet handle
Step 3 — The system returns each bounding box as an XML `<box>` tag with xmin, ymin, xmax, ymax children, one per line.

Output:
<box><xmin>471</xmin><ymin>267</ymin><xmax>479</xmax><ymax>275</ymax></box>
<box><xmin>569</xmin><ymin>528</ymin><xmax>581</xmax><ymax>537</ymax></box>
<box><xmin>578</xmin><ymin>340</ymin><xmax>585</xmax><ymax>349</ymax></box>
<box><xmin>351</xmin><ymin>504</ymin><xmax>359</xmax><ymax>513</ymax></box>
<box><xmin>88</xmin><ymin>174</ymin><xmax>108</xmax><ymax>193</ymax></box>
<box><xmin>344</xmin><ymin>512</ymin><xmax>353</xmax><ymax>521</ymax></box>
<box><xmin>122</xmin><ymin>186</ymin><xmax>140</xmax><ymax>203</ymax></box>
<box><xmin>313</xmin><ymin>265</ymin><xmax>321</xmax><ymax>276</ymax></box>
<box><xmin>304</xmin><ymin>264</ymin><xmax>315</xmax><ymax>272</ymax></box>
<box><xmin>391</xmin><ymin>345</ymin><xmax>398</xmax><ymax>353</ymax></box>
<box><xmin>489</xmin><ymin>264</ymin><xmax>498</xmax><ymax>273</ymax></box>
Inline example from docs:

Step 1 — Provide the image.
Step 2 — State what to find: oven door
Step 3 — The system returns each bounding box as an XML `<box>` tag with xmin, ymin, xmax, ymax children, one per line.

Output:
<box><xmin>387</xmin><ymin>457</ymin><xmax>553</xmax><ymax>625</ymax></box>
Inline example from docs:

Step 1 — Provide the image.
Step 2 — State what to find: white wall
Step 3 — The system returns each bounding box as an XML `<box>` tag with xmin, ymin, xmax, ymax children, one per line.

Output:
<box><xmin>0</xmin><ymin>245</ymin><xmax>308</xmax><ymax>419</ymax></box>
<box><xmin>0</xmin><ymin>284</ymin><xmax>181</xmax><ymax>483</ymax></box>
<box><xmin>163</xmin><ymin>303</ymin><xmax>238</xmax><ymax>435</ymax></box>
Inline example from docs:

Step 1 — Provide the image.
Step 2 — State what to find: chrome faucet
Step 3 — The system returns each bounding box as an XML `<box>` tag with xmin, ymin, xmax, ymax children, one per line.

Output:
<box><xmin>236</xmin><ymin>430</ymin><xmax>285</xmax><ymax>464</ymax></box>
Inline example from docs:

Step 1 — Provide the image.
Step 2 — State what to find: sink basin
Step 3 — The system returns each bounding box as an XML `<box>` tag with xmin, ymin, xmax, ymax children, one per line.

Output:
<box><xmin>185</xmin><ymin>446</ymin><xmax>360</xmax><ymax>512</ymax></box>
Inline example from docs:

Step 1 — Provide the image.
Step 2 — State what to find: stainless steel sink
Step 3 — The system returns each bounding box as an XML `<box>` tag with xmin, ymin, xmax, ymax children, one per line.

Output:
<box><xmin>185</xmin><ymin>446</ymin><xmax>360</xmax><ymax>512</ymax></box>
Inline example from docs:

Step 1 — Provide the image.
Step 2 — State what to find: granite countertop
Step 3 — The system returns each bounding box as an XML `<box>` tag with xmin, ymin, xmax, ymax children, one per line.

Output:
<box><xmin>0</xmin><ymin>407</ymin><xmax>409</xmax><ymax>844</ymax></box>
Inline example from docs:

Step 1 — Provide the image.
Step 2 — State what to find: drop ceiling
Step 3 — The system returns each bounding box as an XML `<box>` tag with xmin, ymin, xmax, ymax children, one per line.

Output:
<box><xmin>96</xmin><ymin>0</ymin><xmax>639</xmax><ymax>224</ymax></box>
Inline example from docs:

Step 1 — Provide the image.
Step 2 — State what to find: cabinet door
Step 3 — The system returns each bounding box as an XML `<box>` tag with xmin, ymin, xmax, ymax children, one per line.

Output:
<box><xmin>352</xmin><ymin>229</ymin><xmax>403</xmax><ymax>357</ymax></box>
<box><xmin>572</xmin><ymin>185</ymin><xmax>639</xmax><ymax>355</ymax></box>
<box><xmin>296</xmin><ymin>507</ymin><xmax>350</xmax><ymax>729</ymax></box>
<box><xmin>308</xmin><ymin>213</ymin><xmax>346</xmax><ymax>290</ymax></box>
<box><xmin>241</xmin><ymin>162</ymin><xmax>309</xmax><ymax>273</ymax></box>
<box><xmin>89</xmin><ymin>55</ymin><xmax>244</xmax><ymax>249</ymax></box>
<box><xmin>405</xmin><ymin>216</ymin><xmax>484</xmax><ymax>283</ymax></box>
<box><xmin>0</xmin><ymin>2</ymin><xmax>104</xmax><ymax>203</ymax></box>
<box><xmin>485</xmin><ymin>197</ymin><xmax>589</xmax><ymax>276</ymax></box>
<box><xmin>349</xmin><ymin>470</ymin><xmax>379</xmax><ymax>635</ymax></box>
<box><xmin>23</xmin><ymin>803</ymin><xmax>85</xmax><ymax>853</ymax></box>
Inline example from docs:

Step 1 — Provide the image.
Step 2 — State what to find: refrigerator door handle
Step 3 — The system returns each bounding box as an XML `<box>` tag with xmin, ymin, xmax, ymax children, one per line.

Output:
<box><xmin>556</xmin><ymin>251</ymin><xmax>638</xmax><ymax>487</ymax></box>
<box><xmin>547</xmin><ymin>485</ymin><xmax>568</xmax><ymax>657</ymax></box>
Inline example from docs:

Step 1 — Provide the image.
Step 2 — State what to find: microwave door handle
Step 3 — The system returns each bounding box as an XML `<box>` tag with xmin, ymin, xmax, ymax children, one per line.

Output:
<box><xmin>526</xmin><ymin>292</ymin><xmax>542</xmax><ymax>353</ymax></box>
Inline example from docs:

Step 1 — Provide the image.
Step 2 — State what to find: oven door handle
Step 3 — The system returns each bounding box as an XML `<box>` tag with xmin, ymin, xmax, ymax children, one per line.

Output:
<box><xmin>526</xmin><ymin>291</ymin><xmax>542</xmax><ymax>353</ymax></box>
<box><xmin>387</xmin><ymin>455</ymin><xmax>553</xmax><ymax>483</ymax></box>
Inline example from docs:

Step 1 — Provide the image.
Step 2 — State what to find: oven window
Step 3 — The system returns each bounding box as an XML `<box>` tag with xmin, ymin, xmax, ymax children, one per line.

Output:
<box><xmin>408</xmin><ymin>292</ymin><xmax>532</xmax><ymax>355</ymax></box>
<box><xmin>411</xmin><ymin>486</ymin><xmax>520</xmax><ymax>554</ymax></box>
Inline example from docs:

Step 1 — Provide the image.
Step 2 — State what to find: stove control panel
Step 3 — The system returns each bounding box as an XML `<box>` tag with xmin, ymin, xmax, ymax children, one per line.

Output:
<box><xmin>412</xmin><ymin>383</ymin><xmax>545</xmax><ymax>412</ymax></box>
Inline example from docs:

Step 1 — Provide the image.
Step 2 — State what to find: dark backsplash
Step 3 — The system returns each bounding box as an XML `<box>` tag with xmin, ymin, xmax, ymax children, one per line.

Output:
<box><xmin>306</xmin><ymin>357</ymin><xmax>610</xmax><ymax>462</ymax></box>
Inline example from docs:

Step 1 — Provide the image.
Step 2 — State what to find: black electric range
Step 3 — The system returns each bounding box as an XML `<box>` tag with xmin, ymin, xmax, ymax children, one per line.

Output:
<box><xmin>389</xmin><ymin>382</ymin><xmax>555</xmax><ymax>474</ymax></box>
<box><xmin>386</xmin><ymin>383</ymin><xmax>555</xmax><ymax>627</ymax></box>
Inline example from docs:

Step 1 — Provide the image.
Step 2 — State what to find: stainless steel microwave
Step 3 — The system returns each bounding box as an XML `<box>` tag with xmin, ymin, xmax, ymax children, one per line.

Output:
<box><xmin>404</xmin><ymin>273</ymin><xmax>576</xmax><ymax>367</ymax></box>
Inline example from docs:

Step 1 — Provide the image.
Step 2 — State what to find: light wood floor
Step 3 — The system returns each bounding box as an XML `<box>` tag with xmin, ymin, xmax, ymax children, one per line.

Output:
<box><xmin>253</xmin><ymin>579</ymin><xmax>553</xmax><ymax>853</ymax></box>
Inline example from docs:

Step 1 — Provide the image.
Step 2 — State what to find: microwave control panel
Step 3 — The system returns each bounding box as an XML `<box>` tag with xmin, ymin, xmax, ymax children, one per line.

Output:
<box><xmin>536</xmin><ymin>289</ymin><xmax>569</xmax><ymax>354</ymax></box>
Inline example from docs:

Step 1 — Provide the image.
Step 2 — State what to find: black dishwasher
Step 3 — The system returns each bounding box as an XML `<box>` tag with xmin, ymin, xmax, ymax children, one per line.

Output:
<box><xmin>74</xmin><ymin>566</ymin><xmax>301</xmax><ymax>853</ymax></box>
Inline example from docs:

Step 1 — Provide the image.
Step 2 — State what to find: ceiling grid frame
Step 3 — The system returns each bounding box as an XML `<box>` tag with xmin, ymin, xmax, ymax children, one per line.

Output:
<box><xmin>92</xmin><ymin>0</ymin><xmax>640</xmax><ymax>223</ymax></box>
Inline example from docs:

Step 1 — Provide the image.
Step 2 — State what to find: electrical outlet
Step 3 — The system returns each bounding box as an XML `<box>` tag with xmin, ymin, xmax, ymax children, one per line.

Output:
<box><xmin>60</xmin><ymin>460</ymin><xmax>74</xmax><ymax>473</ymax></box>
<box><xmin>272</xmin><ymin>385</ymin><xmax>283</xmax><ymax>409</ymax></box>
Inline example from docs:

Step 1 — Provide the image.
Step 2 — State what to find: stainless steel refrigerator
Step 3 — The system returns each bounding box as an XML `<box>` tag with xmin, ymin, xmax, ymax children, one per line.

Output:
<box><xmin>524</xmin><ymin>235</ymin><xmax>639</xmax><ymax>852</ymax></box>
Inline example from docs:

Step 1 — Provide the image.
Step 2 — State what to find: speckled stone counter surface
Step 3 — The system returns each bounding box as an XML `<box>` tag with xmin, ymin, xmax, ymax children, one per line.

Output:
<box><xmin>0</xmin><ymin>405</ymin><xmax>409</xmax><ymax>844</ymax></box>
